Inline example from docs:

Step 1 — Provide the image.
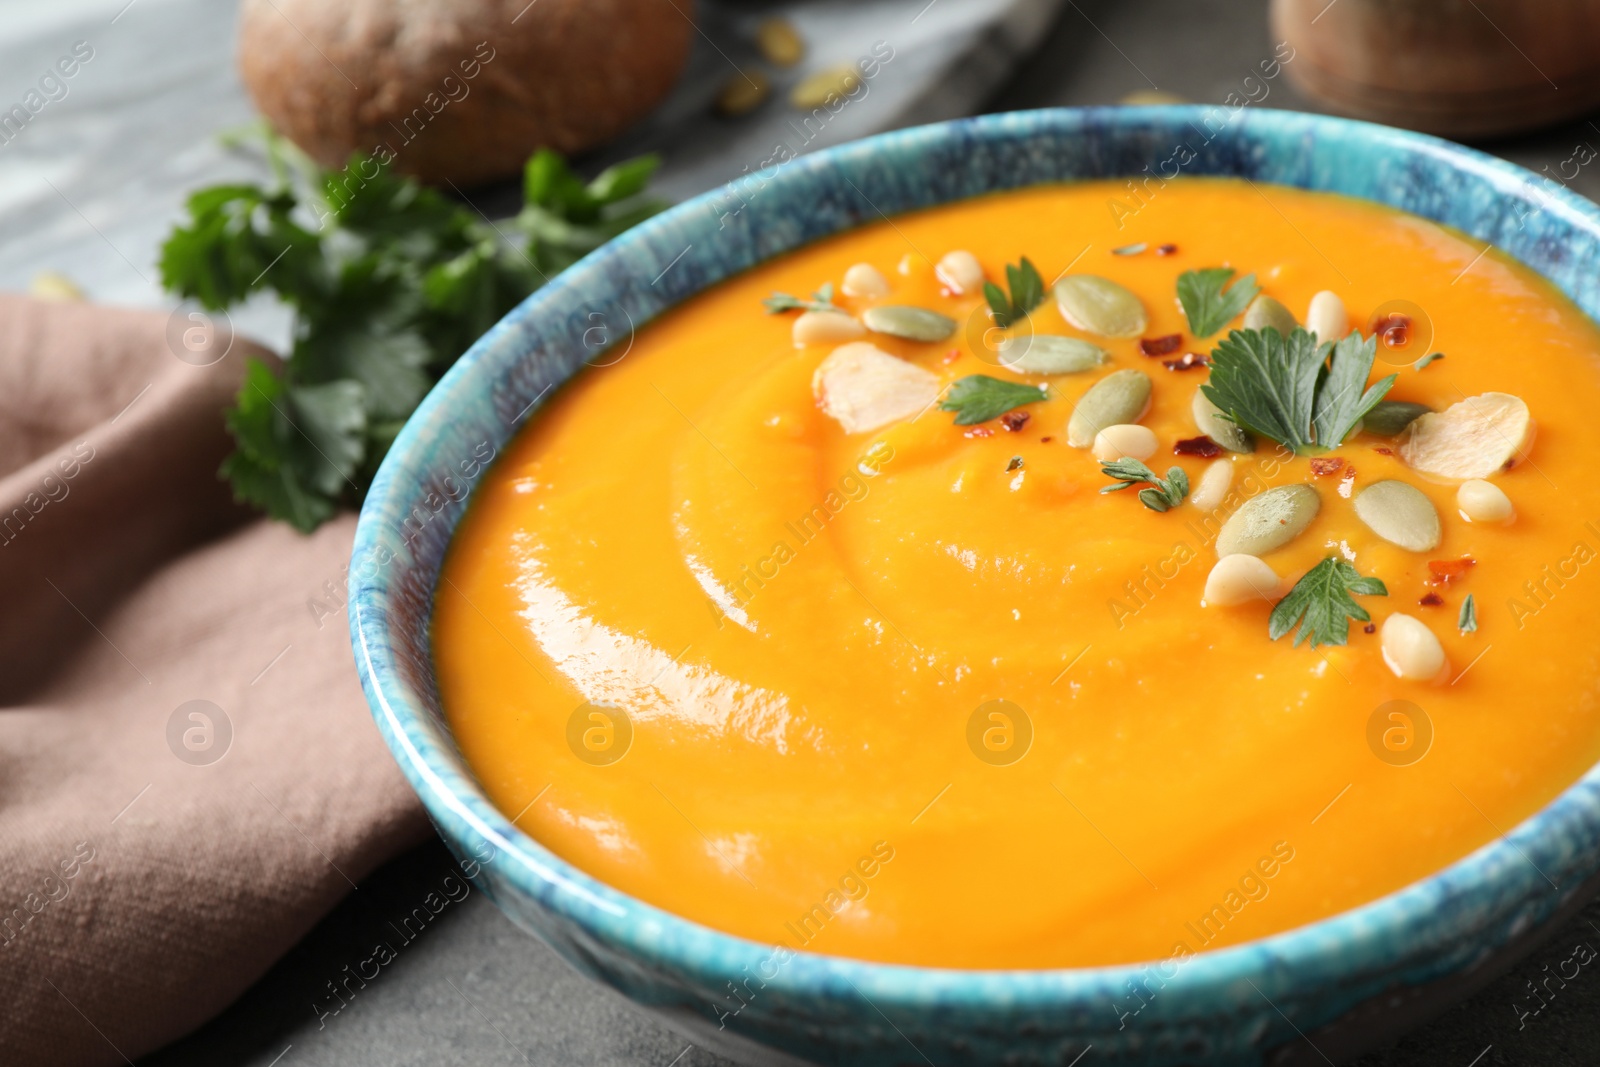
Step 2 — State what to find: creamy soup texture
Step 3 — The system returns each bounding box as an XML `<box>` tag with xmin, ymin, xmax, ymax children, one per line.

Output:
<box><xmin>433</xmin><ymin>179</ymin><xmax>1600</xmax><ymax>968</ymax></box>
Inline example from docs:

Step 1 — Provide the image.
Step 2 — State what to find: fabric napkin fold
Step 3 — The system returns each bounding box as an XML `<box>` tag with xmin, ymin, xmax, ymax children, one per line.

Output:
<box><xmin>0</xmin><ymin>294</ymin><xmax>429</xmax><ymax>1065</ymax></box>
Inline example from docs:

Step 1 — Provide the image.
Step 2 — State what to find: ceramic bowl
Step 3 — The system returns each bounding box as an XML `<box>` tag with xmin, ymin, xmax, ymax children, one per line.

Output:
<box><xmin>349</xmin><ymin>107</ymin><xmax>1600</xmax><ymax>1066</ymax></box>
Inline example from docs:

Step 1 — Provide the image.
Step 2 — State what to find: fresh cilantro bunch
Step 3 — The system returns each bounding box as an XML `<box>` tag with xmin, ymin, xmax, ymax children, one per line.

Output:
<box><xmin>160</xmin><ymin>132</ymin><xmax>666</xmax><ymax>531</ymax></box>
<box><xmin>1201</xmin><ymin>327</ymin><xmax>1396</xmax><ymax>456</ymax></box>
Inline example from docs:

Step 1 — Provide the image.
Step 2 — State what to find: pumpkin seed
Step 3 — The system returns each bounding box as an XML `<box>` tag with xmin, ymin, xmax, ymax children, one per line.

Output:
<box><xmin>1353</xmin><ymin>480</ymin><xmax>1441</xmax><ymax>552</ymax></box>
<box><xmin>1215</xmin><ymin>484</ymin><xmax>1320</xmax><ymax>557</ymax></box>
<box><xmin>1243</xmin><ymin>294</ymin><xmax>1296</xmax><ymax>337</ymax></box>
<box><xmin>861</xmin><ymin>305</ymin><xmax>956</xmax><ymax>342</ymax></box>
<box><xmin>756</xmin><ymin>17</ymin><xmax>805</xmax><ymax>67</ymax></box>
<box><xmin>714</xmin><ymin>70</ymin><xmax>771</xmax><ymax>117</ymax></box>
<box><xmin>1191</xmin><ymin>390</ymin><xmax>1254</xmax><ymax>453</ymax></box>
<box><xmin>1362</xmin><ymin>400</ymin><xmax>1431</xmax><ymax>437</ymax></box>
<box><xmin>1053</xmin><ymin>276</ymin><xmax>1147</xmax><ymax>338</ymax></box>
<box><xmin>1066</xmin><ymin>369</ymin><xmax>1151</xmax><ymax>447</ymax></box>
<box><xmin>997</xmin><ymin>334</ymin><xmax>1108</xmax><ymax>375</ymax></box>
<box><xmin>791</xmin><ymin>65</ymin><xmax>861</xmax><ymax>109</ymax></box>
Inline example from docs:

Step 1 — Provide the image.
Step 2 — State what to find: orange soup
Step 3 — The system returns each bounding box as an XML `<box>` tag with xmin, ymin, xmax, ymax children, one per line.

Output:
<box><xmin>433</xmin><ymin>178</ymin><xmax>1600</xmax><ymax>969</ymax></box>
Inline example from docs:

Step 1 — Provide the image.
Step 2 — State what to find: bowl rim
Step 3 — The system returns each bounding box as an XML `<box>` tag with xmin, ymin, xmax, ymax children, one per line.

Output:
<box><xmin>350</xmin><ymin>104</ymin><xmax>1600</xmax><ymax>1011</ymax></box>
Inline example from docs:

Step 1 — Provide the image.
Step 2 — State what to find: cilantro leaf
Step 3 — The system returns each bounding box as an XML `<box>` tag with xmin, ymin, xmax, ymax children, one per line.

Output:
<box><xmin>939</xmin><ymin>375</ymin><xmax>1047</xmax><ymax>425</ymax></box>
<box><xmin>1098</xmin><ymin>458</ymin><xmax>1189</xmax><ymax>512</ymax></box>
<box><xmin>763</xmin><ymin>284</ymin><xmax>837</xmax><ymax>314</ymax></box>
<box><xmin>1202</xmin><ymin>327</ymin><xmax>1396</xmax><ymax>455</ymax></box>
<box><xmin>159</xmin><ymin>184</ymin><xmax>322</xmax><ymax>309</ymax></box>
<box><xmin>983</xmin><ymin>257</ymin><xmax>1045</xmax><ymax>329</ymax></box>
<box><xmin>1312</xmin><ymin>330</ymin><xmax>1396</xmax><ymax>448</ymax></box>
<box><xmin>220</xmin><ymin>359</ymin><xmax>363</xmax><ymax>532</ymax></box>
<box><xmin>1269</xmin><ymin>557</ymin><xmax>1388</xmax><ymax>648</ymax></box>
<box><xmin>160</xmin><ymin>127</ymin><xmax>665</xmax><ymax>532</ymax></box>
<box><xmin>1459</xmin><ymin>593</ymin><xmax>1478</xmax><ymax>633</ymax></box>
<box><xmin>1177</xmin><ymin>267</ymin><xmax>1259</xmax><ymax>338</ymax></box>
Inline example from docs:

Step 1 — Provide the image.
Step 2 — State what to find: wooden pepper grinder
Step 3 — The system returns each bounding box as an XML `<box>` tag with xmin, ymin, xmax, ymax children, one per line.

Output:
<box><xmin>1271</xmin><ymin>0</ymin><xmax>1600</xmax><ymax>138</ymax></box>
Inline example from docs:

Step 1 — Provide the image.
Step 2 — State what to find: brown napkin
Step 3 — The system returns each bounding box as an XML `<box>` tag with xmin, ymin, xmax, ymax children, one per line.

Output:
<box><xmin>0</xmin><ymin>295</ymin><xmax>429</xmax><ymax>1065</ymax></box>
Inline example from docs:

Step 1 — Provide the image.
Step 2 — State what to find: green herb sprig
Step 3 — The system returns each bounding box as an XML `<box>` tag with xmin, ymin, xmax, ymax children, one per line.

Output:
<box><xmin>1459</xmin><ymin>593</ymin><xmax>1478</xmax><ymax>633</ymax></box>
<box><xmin>763</xmin><ymin>283</ymin><xmax>837</xmax><ymax>314</ymax></box>
<box><xmin>1269</xmin><ymin>557</ymin><xmax>1388</xmax><ymax>648</ymax></box>
<box><xmin>1200</xmin><ymin>327</ymin><xmax>1396</xmax><ymax>456</ymax></box>
<box><xmin>160</xmin><ymin>130</ymin><xmax>666</xmax><ymax>531</ymax></box>
<box><xmin>983</xmin><ymin>257</ymin><xmax>1045</xmax><ymax>329</ymax></box>
<box><xmin>939</xmin><ymin>374</ymin><xmax>1047</xmax><ymax>425</ymax></box>
<box><xmin>1177</xmin><ymin>267</ymin><xmax>1259</xmax><ymax>338</ymax></box>
<box><xmin>1099</xmin><ymin>459</ymin><xmax>1190</xmax><ymax>512</ymax></box>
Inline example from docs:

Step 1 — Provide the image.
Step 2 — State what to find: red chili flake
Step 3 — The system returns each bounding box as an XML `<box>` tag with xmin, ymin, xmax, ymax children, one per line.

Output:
<box><xmin>1139</xmin><ymin>334</ymin><xmax>1183</xmax><ymax>356</ymax></box>
<box><xmin>1163</xmin><ymin>352</ymin><xmax>1210</xmax><ymax>371</ymax></box>
<box><xmin>999</xmin><ymin>410</ymin><xmax>1031</xmax><ymax>433</ymax></box>
<box><xmin>1427</xmin><ymin>557</ymin><xmax>1477</xmax><ymax>585</ymax></box>
<box><xmin>1363</xmin><ymin>623</ymin><xmax>1377</xmax><ymax>634</ymax></box>
<box><xmin>1156</xmin><ymin>243</ymin><xmax>1178</xmax><ymax>256</ymax></box>
<box><xmin>1419</xmin><ymin>592</ymin><xmax>1444</xmax><ymax>607</ymax></box>
<box><xmin>964</xmin><ymin>426</ymin><xmax>994</xmax><ymax>438</ymax></box>
<box><xmin>943</xmin><ymin>349</ymin><xmax>961</xmax><ymax>364</ymax></box>
<box><xmin>1173</xmin><ymin>435</ymin><xmax>1222</xmax><ymax>457</ymax></box>
<box><xmin>1370</xmin><ymin>312</ymin><xmax>1412</xmax><ymax>351</ymax></box>
<box><xmin>1039</xmin><ymin>436</ymin><xmax>1054</xmax><ymax>443</ymax></box>
<box><xmin>1309</xmin><ymin>457</ymin><xmax>1346</xmax><ymax>476</ymax></box>
<box><xmin>1373</xmin><ymin>446</ymin><xmax>1395</xmax><ymax>456</ymax></box>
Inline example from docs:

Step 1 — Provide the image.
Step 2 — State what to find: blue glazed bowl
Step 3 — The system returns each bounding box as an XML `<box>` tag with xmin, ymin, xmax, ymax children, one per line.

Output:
<box><xmin>349</xmin><ymin>107</ymin><xmax>1600</xmax><ymax>1066</ymax></box>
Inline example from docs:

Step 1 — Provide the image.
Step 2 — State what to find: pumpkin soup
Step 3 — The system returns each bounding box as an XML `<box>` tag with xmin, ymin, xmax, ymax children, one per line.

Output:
<box><xmin>433</xmin><ymin>178</ymin><xmax>1600</xmax><ymax>968</ymax></box>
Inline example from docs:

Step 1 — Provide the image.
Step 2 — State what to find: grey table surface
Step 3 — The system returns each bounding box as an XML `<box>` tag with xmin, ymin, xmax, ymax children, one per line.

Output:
<box><xmin>7</xmin><ymin>0</ymin><xmax>1600</xmax><ymax>1064</ymax></box>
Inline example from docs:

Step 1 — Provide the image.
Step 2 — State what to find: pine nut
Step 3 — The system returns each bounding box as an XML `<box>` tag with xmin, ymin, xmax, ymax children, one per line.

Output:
<box><xmin>792</xmin><ymin>310</ymin><xmax>865</xmax><ymax>347</ymax></box>
<box><xmin>842</xmin><ymin>263</ymin><xmax>891</xmax><ymax>299</ymax></box>
<box><xmin>935</xmin><ymin>250</ymin><xmax>984</xmax><ymax>294</ymax></box>
<box><xmin>1190</xmin><ymin>458</ymin><xmax>1233</xmax><ymax>512</ymax></box>
<box><xmin>1381</xmin><ymin>613</ymin><xmax>1448</xmax><ymax>682</ymax></box>
<box><xmin>1457</xmin><ymin>479</ymin><xmax>1515</xmax><ymax>523</ymax></box>
<box><xmin>1306</xmin><ymin>290</ymin><xmax>1347</xmax><ymax>343</ymax></box>
<box><xmin>1091</xmin><ymin>423</ymin><xmax>1158</xmax><ymax>462</ymax></box>
<box><xmin>1204</xmin><ymin>554</ymin><xmax>1281</xmax><ymax>606</ymax></box>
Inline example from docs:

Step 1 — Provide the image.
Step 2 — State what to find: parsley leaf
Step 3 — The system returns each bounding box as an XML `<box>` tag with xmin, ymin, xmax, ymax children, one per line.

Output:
<box><xmin>939</xmin><ymin>375</ymin><xmax>1047</xmax><ymax>425</ymax></box>
<box><xmin>1177</xmin><ymin>267</ymin><xmax>1259</xmax><ymax>338</ymax></box>
<box><xmin>1414</xmin><ymin>351</ymin><xmax>1445</xmax><ymax>371</ymax></box>
<box><xmin>1201</xmin><ymin>327</ymin><xmax>1396</xmax><ymax>455</ymax></box>
<box><xmin>1459</xmin><ymin>593</ymin><xmax>1478</xmax><ymax>633</ymax></box>
<box><xmin>160</xmin><ymin>129</ymin><xmax>665</xmax><ymax>531</ymax></box>
<box><xmin>763</xmin><ymin>283</ymin><xmax>837</xmax><ymax>314</ymax></box>
<box><xmin>983</xmin><ymin>257</ymin><xmax>1045</xmax><ymax>329</ymax></box>
<box><xmin>1098</xmin><ymin>458</ymin><xmax>1190</xmax><ymax>512</ymax></box>
<box><xmin>1269</xmin><ymin>557</ymin><xmax>1388</xmax><ymax>648</ymax></box>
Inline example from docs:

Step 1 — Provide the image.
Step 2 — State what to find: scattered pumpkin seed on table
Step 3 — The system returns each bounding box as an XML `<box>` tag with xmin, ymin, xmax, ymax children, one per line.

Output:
<box><xmin>756</xmin><ymin>17</ymin><xmax>805</xmax><ymax>67</ymax></box>
<box><xmin>714</xmin><ymin>70</ymin><xmax>771</xmax><ymax>117</ymax></box>
<box><xmin>791</xmin><ymin>65</ymin><xmax>860</xmax><ymax>109</ymax></box>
